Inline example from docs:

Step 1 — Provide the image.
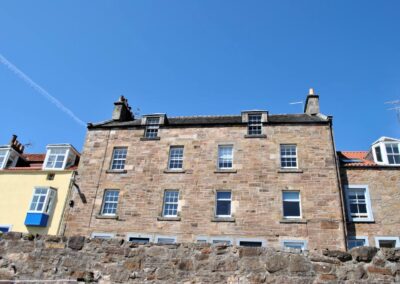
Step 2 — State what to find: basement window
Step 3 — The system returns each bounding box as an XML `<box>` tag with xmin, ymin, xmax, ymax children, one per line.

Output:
<box><xmin>282</xmin><ymin>240</ymin><xmax>307</xmax><ymax>251</ymax></box>
<box><xmin>375</xmin><ymin>237</ymin><xmax>400</xmax><ymax>248</ymax></box>
<box><xmin>156</xmin><ymin>236</ymin><xmax>177</xmax><ymax>244</ymax></box>
<box><xmin>347</xmin><ymin>236</ymin><xmax>368</xmax><ymax>249</ymax></box>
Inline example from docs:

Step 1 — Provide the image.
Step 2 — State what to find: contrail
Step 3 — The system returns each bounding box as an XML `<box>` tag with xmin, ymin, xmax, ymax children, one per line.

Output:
<box><xmin>0</xmin><ymin>53</ymin><xmax>86</xmax><ymax>127</ymax></box>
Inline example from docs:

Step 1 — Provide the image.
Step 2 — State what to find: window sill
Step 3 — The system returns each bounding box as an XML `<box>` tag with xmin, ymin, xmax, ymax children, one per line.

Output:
<box><xmin>277</xmin><ymin>169</ymin><xmax>303</xmax><ymax>173</ymax></box>
<box><xmin>244</xmin><ymin>134</ymin><xmax>267</xmax><ymax>139</ymax></box>
<box><xmin>280</xmin><ymin>218</ymin><xmax>307</xmax><ymax>224</ymax></box>
<box><xmin>157</xmin><ymin>216</ymin><xmax>181</xmax><ymax>221</ymax></box>
<box><xmin>211</xmin><ymin>217</ymin><xmax>236</xmax><ymax>223</ymax></box>
<box><xmin>95</xmin><ymin>215</ymin><xmax>119</xmax><ymax>220</ymax></box>
<box><xmin>140</xmin><ymin>137</ymin><xmax>161</xmax><ymax>141</ymax></box>
<box><xmin>347</xmin><ymin>220</ymin><xmax>375</xmax><ymax>224</ymax></box>
<box><xmin>163</xmin><ymin>169</ymin><xmax>186</xmax><ymax>174</ymax></box>
<box><xmin>106</xmin><ymin>170</ymin><xmax>127</xmax><ymax>174</ymax></box>
<box><xmin>214</xmin><ymin>169</ymin><xmax>237</xmax><ymax>173</ymax></box>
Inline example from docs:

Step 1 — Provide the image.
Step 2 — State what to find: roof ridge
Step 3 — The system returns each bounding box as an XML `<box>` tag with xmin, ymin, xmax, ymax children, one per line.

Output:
<box><xmin>169</xmin><ymin>115</ymin><xmax>240</xmax><ymax>119</ymax></box>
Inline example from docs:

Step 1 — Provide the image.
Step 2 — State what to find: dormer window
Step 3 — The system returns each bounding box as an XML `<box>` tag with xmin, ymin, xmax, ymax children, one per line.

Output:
<box><xmin>371</xmin><ymin>137</ymin><xmax>400</xmax><ymax>166</ymax></box>
<box><xmin>43</xmin><ymin>145</ymin><xmax>78</xmax><ymax>170</ymax></box>
<box><xmin>0</xmin><ymin>147</ymin><xmax>19</xmax><ymax>169</ymax></box>
<box><xmin>144</xmin><ymin>117</ymin><xmax>160</xmax><ymax>138</ymax></box>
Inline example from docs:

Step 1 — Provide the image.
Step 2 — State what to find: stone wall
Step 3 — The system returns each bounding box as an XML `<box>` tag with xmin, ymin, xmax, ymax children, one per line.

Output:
<box><xmin>65</xmin><ymin>122</ymin><xmax>345</xmax><ymax>251</ymax></box>
<box><xmin>1</xmin><ymin>232</ymin><xmax>399</xmax><ymax>283</ymax></box>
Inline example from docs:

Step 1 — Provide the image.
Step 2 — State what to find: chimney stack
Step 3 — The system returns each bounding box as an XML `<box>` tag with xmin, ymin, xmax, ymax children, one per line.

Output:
<box><xmin>9</xmin><ymin>135</ymin><xmax>24</xmax><ymax>154</ymax></box>
<box><xmin>112</xmin><ymin>96</ymin><xmax>134</xmax><ymax>121</ymax></box>
<box><xmin>304</xmin><ymin>88</ymin><xmax>320</xmax><ymax>115</ymax></box>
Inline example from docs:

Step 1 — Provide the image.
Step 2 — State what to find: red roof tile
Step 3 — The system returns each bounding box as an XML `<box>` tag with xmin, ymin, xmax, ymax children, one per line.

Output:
<box><xmin>337</xmin><ymin>151</ymin><xmax>378</xmax><ymax>167</ymax></box>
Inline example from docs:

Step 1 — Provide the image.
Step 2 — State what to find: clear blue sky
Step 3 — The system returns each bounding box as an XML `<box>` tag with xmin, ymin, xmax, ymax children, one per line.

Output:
<box><xmin>1</xmin><ymin>1</ymin><xmax>399</xmax><ymax>153</ymax></box>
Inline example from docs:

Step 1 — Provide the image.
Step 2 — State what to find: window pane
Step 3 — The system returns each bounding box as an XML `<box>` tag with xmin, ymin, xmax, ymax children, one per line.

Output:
<box><xmin>218</xmin><ymin>146</ymin><xmax>233</xmax><ymax>169</ymax></box>
<box><xmin>379</xmin><ymin>240</ymin><xmax>396</xmax><ymax>248</ymax></box>
<box><xmin>216</xmin><ymin>200</ymin><xmax>231</xmax><ymax>216</ymax></box>
<box><xmin>248</xmin><ymin>114</ymin><xmax>262</xmax><ymax>135</ymax></box>
<box><xmin>102</xmin><ymin>190</ymin><xmax>119</xmax><ymax>215</ymax></box>
<box><xmin>280</xmin><ymin>145</ymin><xmax>297</xmax><ymax>168</ymax></box>
<box><xmin>129</xmin><ymin>237</ymin><xmax>150</xmax><ymax>244</ymax></box>
<box><xmin>157</xmin><ymin>238</ymin><xmax>175</xmax><ymax>244</ymax></box>
<box><xmin>217</xmin><ymin>191</ymin><xmax>231</xmax><ymax>200</ymax></box>
<box><xmin>212</xmin><ymin>240</ymin><xmax>231</xmax><ymax>245</ymax></box>
<box><xmin>283</xmin><ymin>191</ymin><xmax>299</xmax><ymax>201</ymax></box>
<box><xmin>168</xmin><ymin>147</ymin><xmax>184</xmax><ymax>169</ymax></box>
<box><xmin>375</xmin><ymin>146</ymin><xmax>383</xmax><ymax>162</ymax></box>
<box><xmin>111</xmin><ymin>148</ymin><xmax>127</xmax><ymax>170</ymax></box>
<box><xmin>283</xmin><ymin>201</ymin><xmax>301</xmax><ymax>217</ymax></box>
<box><xmin>145</xmin><ymin>117</ymin><xmax>160</xmax><ymax>138</ymax></box>
<box><xmin>0</xmin><ymin>227</ymin><xmax>10</xmax><ymax>233</ymax></box>
<box><xmin>163</xmin><ymin>191</ymin><xmax>179</xmax><ymax>217</ymax></box>
<box><xmin>239</xmin><ymin>241</ymin><xmax>262</xmax><ymax>247</ymax></box>
<box><xmin>284</xmin><ymin>242</ymin><xmax>304</xmax><ymax>250</ymax></box>
<box><xmin>348</xmin><ymin>239</ymin><xmax>366</xmax><ymax>249</ymax></box>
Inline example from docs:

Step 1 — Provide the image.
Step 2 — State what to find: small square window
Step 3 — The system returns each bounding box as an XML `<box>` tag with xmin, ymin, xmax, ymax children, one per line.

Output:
<box><xmin>145</xmin><ymin>117</ymin><xmax>160</xmax><ymax>138</ymax></box>
<box><xmin>375</xmin><ymin>237</ymin><xmax>400</xmax><ymax>248</ymax></box>
<box><xmin>280</xmin><ymin>145</ymin><xmax>297</xmax><ymax>168</ymax></box>
<box><xmin>129</xmin><ymin>237</ymin><xmax>151</xmax><ymax>244</ymax></box>
<box><xmin>162</xmin><ymin>191</ymin><xmax>179</xmax><ymax>217</ymax></box>
<box><xmin>101</xmin><ymin>190</ymin><xmax>119</xmax><ymax>216</ymax></box>
<box><xmin>45</xmin><ymin>148</ymin><xmax>68</xmax><ymax>169</ymax></box>
<box><xmin>218</xmin><ymin>145</ymin><xmax>233</xmax><ymax>169</ymax></box>
<box><xmin>282</xmin><ymin>240</ymin><xmax>307</xmax><ymax>251</ymax></box>
<box><xmin>386</xmin><ymin>143</ymin><xmax>400</xmax><ymax>165</ymax></box>
<box><xmin>28</xmin><ymin>187</ymin><xmax>56</xmax><ymax>214</ymax></box>
<box><xmin>347</xmin><ymin>237</ymin><xmax>368</xmax><ymax>249</ymax></box>
<box><xmin>248</xmin><ymin>114</ymin><xmax>262</xmax><ymax>135</ymax></box>
<box><xmin>345</xmin><ymin>186</ymin><xmax>373</xmax><ymax>222</ymax></box>
<box><xmin>282</xmin><ymin>191</ymin><xmax>301</xmax><ymax>218</ymax></box>
<box><xmin>110</xmin><ymin>147</ymin><xmax>127</xmax><ymax>170</ymax></box>
<box><xmin>216</xmin><ymin>191</ymin><xmax>232</xmax><ymax>217</ymax></box>
<box><xmin>168</xmin><ymin>146</ymin><xmax>184</xmax><ymax>170</ymax></box>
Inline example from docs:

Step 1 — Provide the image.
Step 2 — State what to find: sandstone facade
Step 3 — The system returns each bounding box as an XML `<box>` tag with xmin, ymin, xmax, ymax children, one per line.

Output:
<box><xmin>64</xmin><ymin>94</ymin><xmax>346</xmax><ymax>251</ymax></box>
<box><xmin>340</xmin><ymin>167</ymin><xmax>400</xmax><ymax>248</ymax></box>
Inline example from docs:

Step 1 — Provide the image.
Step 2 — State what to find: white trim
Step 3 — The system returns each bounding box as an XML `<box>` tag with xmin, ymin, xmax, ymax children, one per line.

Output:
<box><xmin>0</xmin><ymin>224</ymin><xmax>12</xmax><ymax>233</ymax></box>
<box><xmin>100</xmin><ymin>189</ymin><xmax>119</xmax><ymax>216</ymax></box>
<box><xmin>162</xmin><ymin>190</ymin><xmax>179</xmax><ymax>217</ymax></box>
<box><xmin>375</xmin><ymin>236</ymin><xmax>400</xmax><ymax>248</ymax></box>
<box><xmin>155</xmin><ymin>235</ymin><xmax>177</xmax><ymax>244</ymax></box>
<box><xmin>27</xmin><ymin>187</ymin><xmax>57</xmax><ymax>214</ymax></box>
<box><xmin>280</xmin><ymin>144</ymin><xmax>298</xmax><ymax>169</ymax></box>
<box><xmin>281</xmin><ymin>239</ymin><xmax>308</xmax><ymax>251</ymax></box>
<box><xmin>215</xmin><ymin>190</ymin><xmax>232</xmax><ymax>218</ymax></box>
<box><xmin>282</xmin><ymin>190</ymin><xmax>302</xmax><ymax>219</ymax></box>
<box><xmin>43</xmin><ymin>146</ymin><xmax>70</xmax><ymax>170</ymax></box>
<box><xmin>344</xmin><ymin>185</ymin><xmax>374</xmax><ymax>222</ymax></box>
<box><xmin>91</xmin><ymin>232</ymin><xmax>115</xmax><ymax>239</ymax></box>
<box><xmin>347</xmin><ymin>236</ymin><xmax>369</xmax><ymax>249</ymax></box>
<box><xmin>236</xmin><ymin>237</ymin><xmax>266</xmax><ymax>247</ymax></box>
<box><xmin>126</xmin><ymin>233</ymin><xmax>154</xmax><ymax>243</ymax></box>
<box><xmin>210</xmin><ymin>236</ymin><xmax>233</xmax><ymax>245</ymax></box>
<box><xmin>372</xmin><ymin>141</ymin><xmax>400</xmax><ymax>166</ymax></box>
<box><xmin>217</xmin><ymin>144</ymin><xmax>234</xmax><ymax>170</ymax></box>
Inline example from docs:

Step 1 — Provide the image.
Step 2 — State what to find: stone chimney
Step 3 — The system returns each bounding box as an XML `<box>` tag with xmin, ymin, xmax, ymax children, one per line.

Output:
<box><xmin>9</xmin><ymin>135</ymin><xmax>24</xmax><ymax>154</ymax></box>
<box><xmin>112</xmin><ymin>96</ymin><xmax>134</xmax><ymax>121</ymax></box>
<box><xmin>304</xmin><ymin>88</ymin><xmax>320</xmax><ymax>115</ymax></box>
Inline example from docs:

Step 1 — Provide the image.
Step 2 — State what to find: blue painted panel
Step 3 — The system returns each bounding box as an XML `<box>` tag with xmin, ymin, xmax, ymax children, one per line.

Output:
<box><xmin>24</xmin><ymin>213</ymin><xmax>49</xmax><ymax>227</ymax></box>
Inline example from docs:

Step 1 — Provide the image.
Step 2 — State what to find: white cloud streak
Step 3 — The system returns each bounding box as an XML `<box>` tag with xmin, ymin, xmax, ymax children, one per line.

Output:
<box><xmin>0</xmin><ymin>53</ymin><xmax>86</xmax><ymax>127</ymax></box>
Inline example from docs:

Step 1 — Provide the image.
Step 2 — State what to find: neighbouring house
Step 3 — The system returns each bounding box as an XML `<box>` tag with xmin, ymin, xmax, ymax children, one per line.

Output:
<box><xmin>64</xmin><ymin>89</ymin><xmax>347</xmax><ymax>251</ymax></box>
<box><xmin>338</xmin><ymin>137</ymin><xmax>400</xmax><ymax>249</ymax></box>
<box><xmin>0</xmin><ymin>135</ymin><xmax>79</xmax><ymax>235</ymax></box>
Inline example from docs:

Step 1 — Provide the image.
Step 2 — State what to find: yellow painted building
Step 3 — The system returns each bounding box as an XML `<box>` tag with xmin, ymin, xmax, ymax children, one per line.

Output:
<box><xmin>0</xmin><ymin>136</ymin><xmax>79</xmax><ymax>235</ymax></box>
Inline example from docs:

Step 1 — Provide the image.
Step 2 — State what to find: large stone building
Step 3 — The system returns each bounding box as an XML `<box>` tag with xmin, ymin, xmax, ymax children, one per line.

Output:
<box><xmin>338</xmin><ymin>137</ymin><xmax>400</xmax><ymax>250</ymax></box>
<box><xmin>64</xmin><ymin>89</ymin><xmax>347</xmax><ymax>251</ymax></box>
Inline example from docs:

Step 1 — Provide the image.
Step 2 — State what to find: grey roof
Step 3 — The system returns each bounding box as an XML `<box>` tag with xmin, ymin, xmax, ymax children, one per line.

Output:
<box><xmin>89</xmin><ymin>113</ymin><xmax>329</xmax><ymax>129</ymax></box>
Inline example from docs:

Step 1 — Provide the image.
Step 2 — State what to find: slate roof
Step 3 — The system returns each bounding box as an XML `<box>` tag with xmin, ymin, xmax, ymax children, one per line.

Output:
<box><xmin>89</xmin><ymin>113</ymin><xmax>329</xmax><ymax>129</ymax></box>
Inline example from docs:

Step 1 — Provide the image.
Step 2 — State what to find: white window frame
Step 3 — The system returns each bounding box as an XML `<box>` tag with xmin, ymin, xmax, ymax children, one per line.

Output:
<box><xmin>144</xmin><ymin>117</ymin><xmax>160</xmax><ymax>138</ymax></box>
<box><xmin>110</xmin><ymin>147</ymin><xmax>128</xmax><ymax>170</ymax></box>
<box><xmin>0</xmin><ymin>224</ymin><xmax>12</xmax><ymax>233</ymax></box>
<box><xmin>43</xmin><ymin>147</ymin><xmax>70</xmax><ymax>170</ymax></box>
<box><xmin>126</xmin><ymin>233</ymin><xmax>154</xmax><ymax>243</ymax></box>
<box><xmin>0</xmin><ymin>149</ymin><xmax>9</xmax><ymax>169</ymax></box>
<box><xmin>280</xmin><ymin>144</ymin><xmax>298</xmax><ymax>169</ymax></box>
<box><xmin>282</xmin><ymin>191</ymin><xmax>302</xmax><ymax>219</ymax></box>
<box><xmin>375</xmin><ymin>236</ymin><xmax>400</xmax><ymax>248</ymax></box>
<box><xmin>28</xmin><ymin>187</ymin><xmax>57</xmax><ymax>214</ymax></box>
<box><xmin>155</xmin><ymin>235</ymin><xmax>177</xmax><ymax>244</ymax></box>
<box><xmin>101</xmin><ymin>189</ymin><xmax>120</xmax><ymax>216</ymax></box>
<box><xmin>217</xmin><ymin>145</ymin><xmax>234</xmax><ymax>170</ymax></box>
<box><xmin>372</xmin><ymin>142</ymin><xmax>400</xmax><ymax>166</ymax></box>
<box><xmin>281</xmin><ymin>240</ymin><xmax>308</xmax><ymax>251</ymax></box>
<box><xmin>162</xmin><ymin>190</ymin><xmax>179</xmax><ymax>217</ymax></box>
<box><xmin>344</xmin><ymin>185</ymin><xmax>374</xmax><ymax>222</ymax></box>
<box><xmin>347</xmin><ymin>236</ymin><xmax>369</xmax><ymax>249</ymax></box>
<box><xmin>215</xmin><ymin>191</ymin><xmax>232</xmax><ymax>218</ymax></box>
<box><xmin>168</xmin><ymin>146</ymin><xmax>184</xmax><ymax>170</ymax></box>
<box><xmin>247</xmin><ymin>113</ymin><xmax>263</xmax><ymax>135</ymax></box>
<box><xmin>236</xmin><ymin>237</ymin><xmax>266</xmax><ymax>247</ymax></box>
<box><xmin>210</xmin><ymin>236</ymin><xmax>233</xmax><ymax>245</ymax></box>
<box><xmin>91</xmin><ymin>232</ymin><xmax>115</xmax><ymax>239</ymax></box>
